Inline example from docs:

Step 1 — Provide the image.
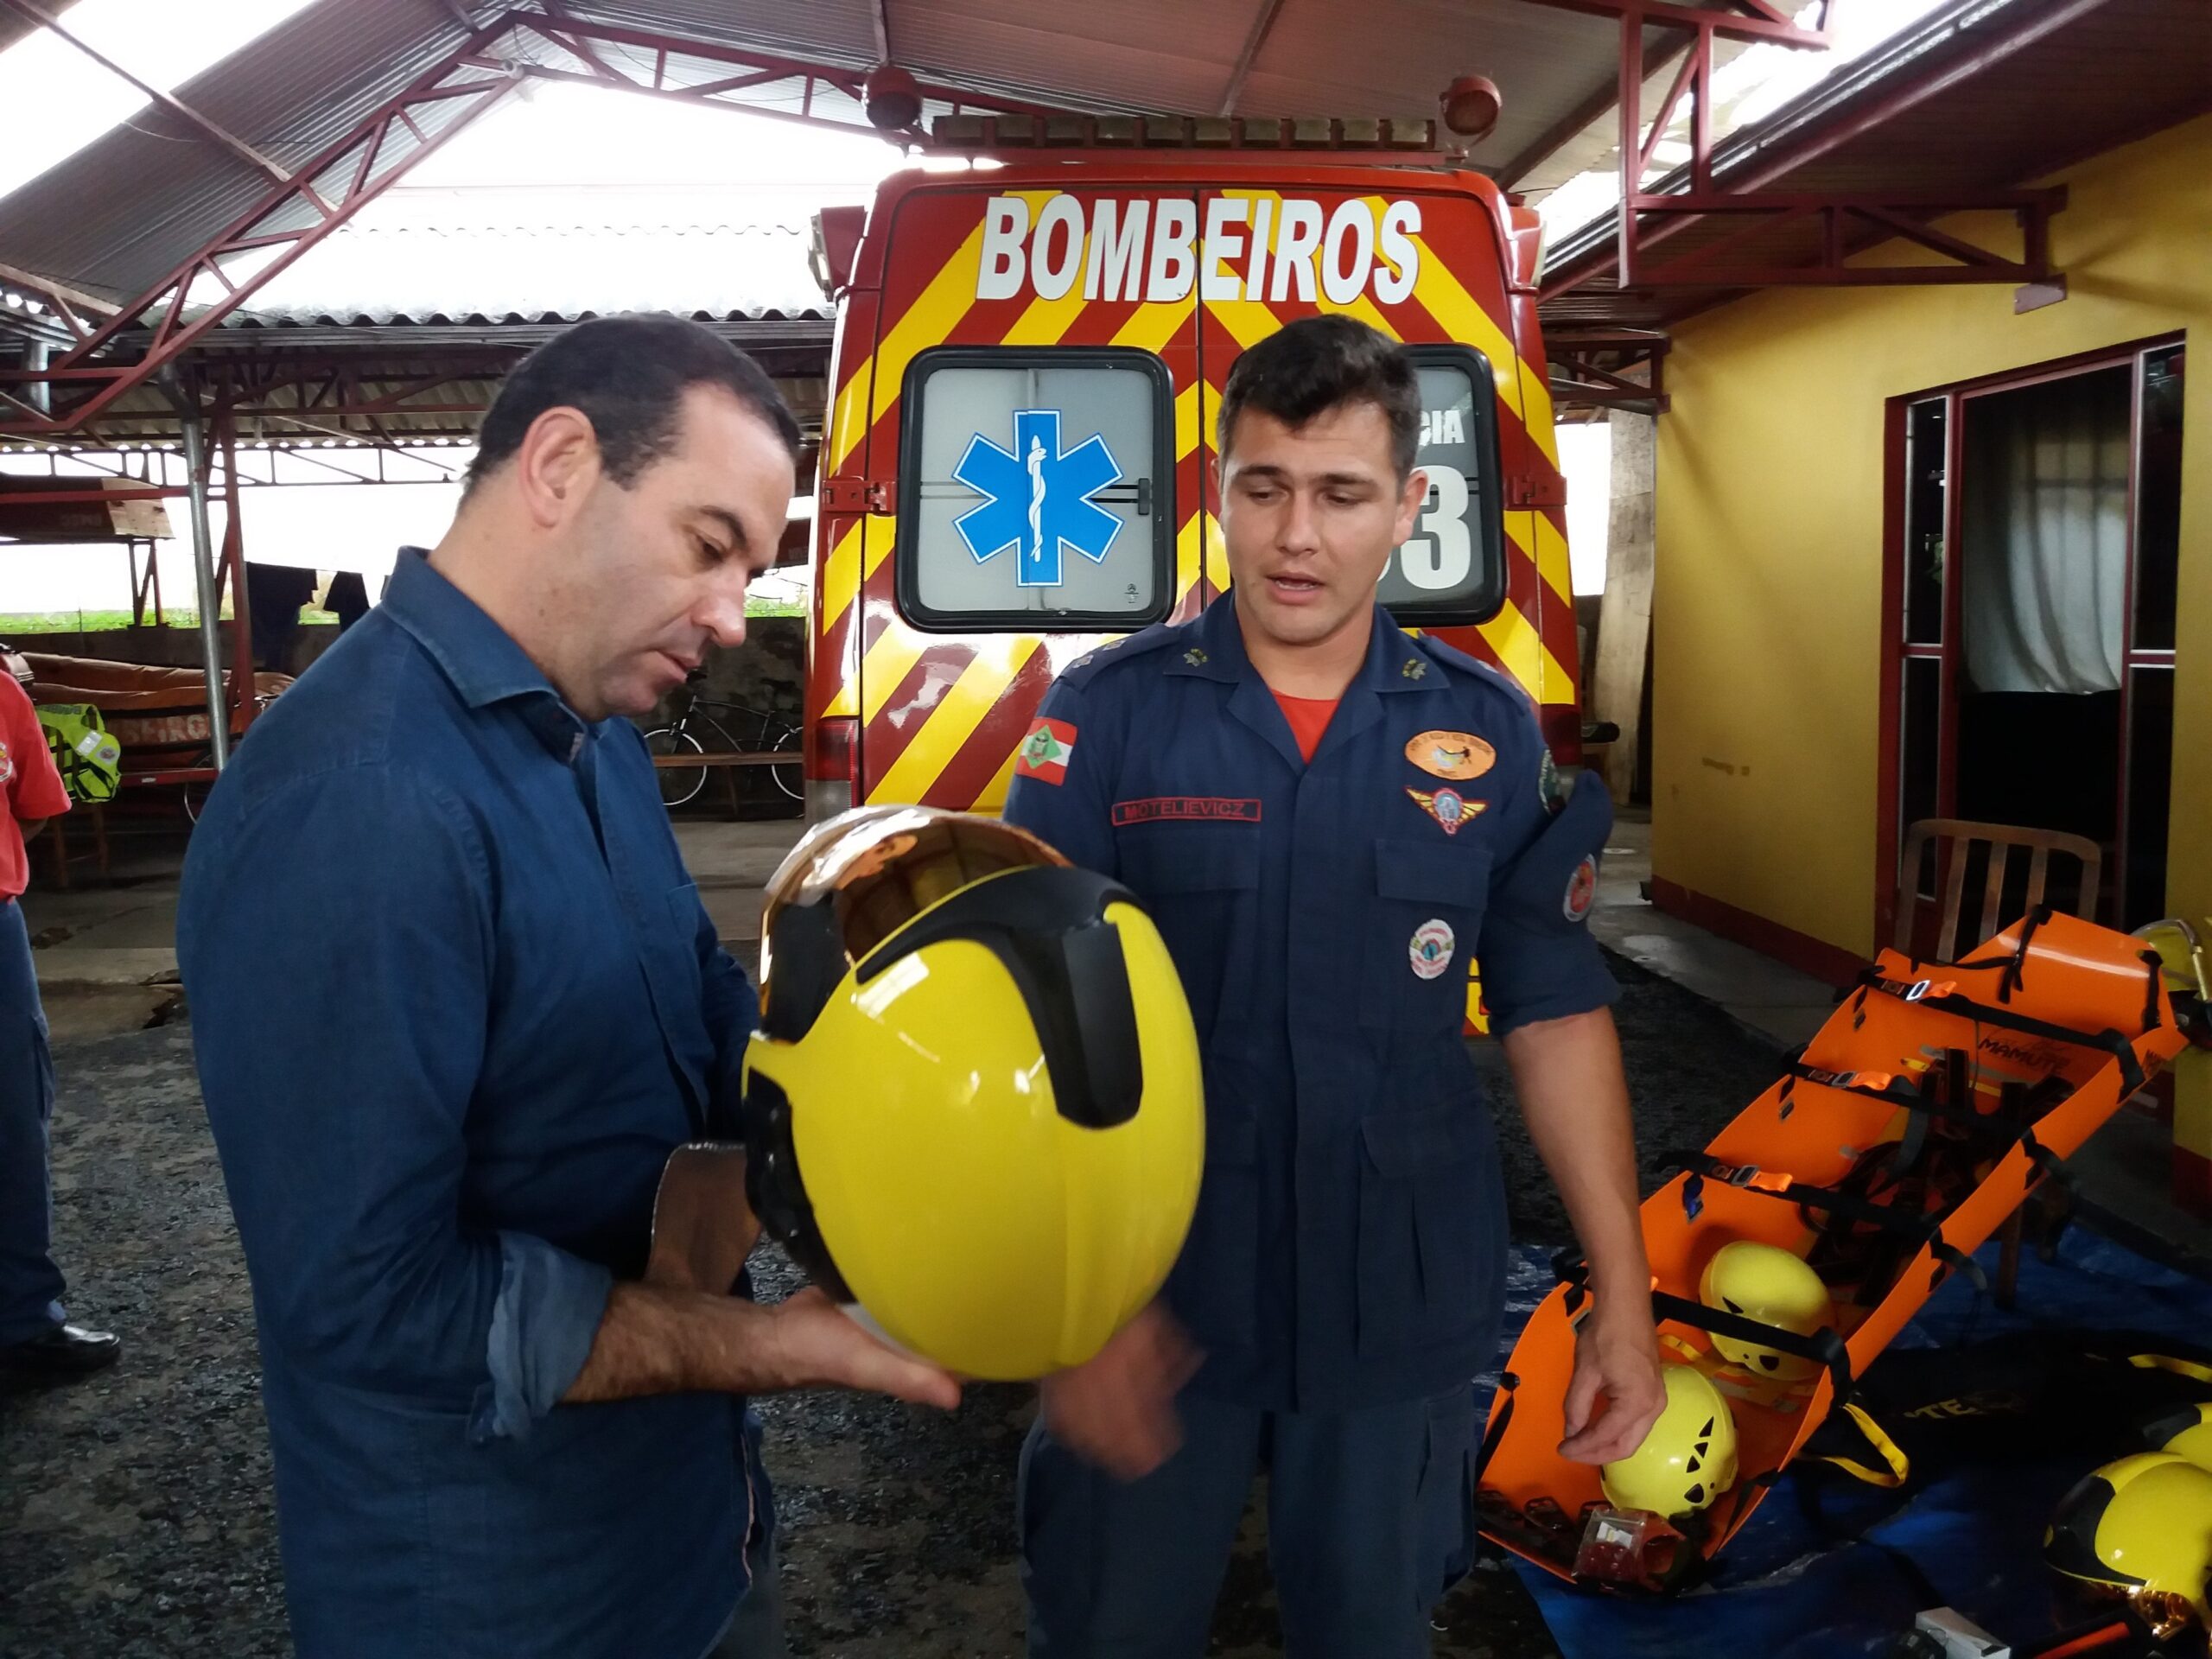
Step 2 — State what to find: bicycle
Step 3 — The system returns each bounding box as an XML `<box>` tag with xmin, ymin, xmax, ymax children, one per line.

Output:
<box><xmin>644</xmin><ymin>678</ymin><xmax>802</xmax><ymax>812</ymax></box>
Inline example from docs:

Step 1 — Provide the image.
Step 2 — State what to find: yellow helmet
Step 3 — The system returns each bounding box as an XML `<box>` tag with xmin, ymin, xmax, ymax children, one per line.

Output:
<box><xmin>741</xmin><ymin>807</ymin><xmax>1205</xmax><ymax>1382</ymax></box>
<box><xmin>1700</xmin><ymin>1241</ymin><xmax>1832</xmax><ymax>1382</ymax></box>
<box><xmin>2143</xmin><ymin>1402</ymin><xmax>2212</xmax><ymax>1474</ymax></box>
<box><xmin>2044</xmin><ymin>1452</ymin><xmax>2212</xmax><ymax>1624</ymax></box>
<box><xmin>1600</xmin><ymin>1363</ymin><xmax>1739</xmax><ymax>1517</ymax></box>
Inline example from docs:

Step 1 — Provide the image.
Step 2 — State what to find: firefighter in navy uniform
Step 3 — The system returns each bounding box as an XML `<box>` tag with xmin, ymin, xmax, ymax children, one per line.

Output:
<box><xmin>1006</xmin><ymin>316</ymin><xmax>1665</xmax><ymax>1657</ymax></box>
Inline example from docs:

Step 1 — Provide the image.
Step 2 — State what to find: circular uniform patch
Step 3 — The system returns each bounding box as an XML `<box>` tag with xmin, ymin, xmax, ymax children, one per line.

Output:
<box><xmin>1563</xmin><ymin>855</ymin><xmax>1599</xmax><ymax>922</ymax></box>
<box><xmin>1409</xmin><ymin>918</ymin><xmax>1456</xmax><ymax>980</ymax></box>
<box><xmin>1405</xmin><ymin>729</ymin><xmax>1497</xmax><ymax>782</ymax></box>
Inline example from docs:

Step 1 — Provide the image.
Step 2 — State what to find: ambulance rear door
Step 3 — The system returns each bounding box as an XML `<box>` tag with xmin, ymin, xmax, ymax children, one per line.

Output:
<box><xmin>849</xmin><ymin>178</ymin><xmax>1204</xmax><ymax>810</ymax></box>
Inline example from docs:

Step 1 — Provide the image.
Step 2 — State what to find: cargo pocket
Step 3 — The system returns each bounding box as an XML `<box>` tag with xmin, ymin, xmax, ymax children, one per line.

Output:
<box><xmin>1414</xmin><ymin>1389</ymin><xmax>1479</xmax><ymax>1605</ymax></box>
<box><xmin>1162</xmin><ymin>1105</ymin><xmax>1260</xmax><ymax>1351</ymax></box>
<box><xmin>1115</xmin><ymin>823</ymin><xmax>1259</xmax><ymax>1039</ymax></box>
<box><xmin>1356</xmin><ymin>1104</ymin><xmax>1502</xmax><ymax>1357</ymax></box>
<box><xmin>1362</xmin><ymin>839</ymin><xmax>1491</xmax><ymax>1033</ymax></box>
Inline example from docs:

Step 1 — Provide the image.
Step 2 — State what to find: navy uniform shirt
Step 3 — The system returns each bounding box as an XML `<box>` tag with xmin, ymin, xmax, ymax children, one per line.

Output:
<box><xmin>1005</xmin><ymin>593</ymin><xmax>1618</xmax><ymax>1413</ymax></box>
<box><xmin>179</xmin><ymin>550</ymin><xmax>766</xmax><ymax>1659</ymax></box>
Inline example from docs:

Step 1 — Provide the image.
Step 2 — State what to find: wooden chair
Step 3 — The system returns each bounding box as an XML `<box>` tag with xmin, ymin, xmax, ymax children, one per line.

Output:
<box><xmin>41</xmin><ymin>802</ymin><xmax>111</xmax><ymax>891</ymax></box>
<box><xmin>1895</xmin><ymin>818</ymin><xmax>2102</xmax><ymax>1306</ymax></box>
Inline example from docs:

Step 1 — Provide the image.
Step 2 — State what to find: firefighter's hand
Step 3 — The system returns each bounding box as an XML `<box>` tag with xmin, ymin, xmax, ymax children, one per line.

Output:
<box><xmin>1040</xmin><ymin>1302</ymin><xmax>1201</xmax><ymax>1481</ymax></box>
<box><xmin>1558</xmin><ymin>1300</ymin><xmax>1666</xmax><ymax>1465</ymax></box>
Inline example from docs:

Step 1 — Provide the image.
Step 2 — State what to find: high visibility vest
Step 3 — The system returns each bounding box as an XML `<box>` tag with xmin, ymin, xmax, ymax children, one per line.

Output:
<box><xmin>37</xmin><ymin>702</ymin><xmax>122</xmax><ymax>804</ymax></box>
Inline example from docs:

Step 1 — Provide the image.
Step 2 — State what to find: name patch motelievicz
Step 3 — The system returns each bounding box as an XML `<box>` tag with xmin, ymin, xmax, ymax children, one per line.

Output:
<box><xmin>1111</xmin><ymin>798</ymin><xmax>1263</xmax><ymax>826</ymax></box>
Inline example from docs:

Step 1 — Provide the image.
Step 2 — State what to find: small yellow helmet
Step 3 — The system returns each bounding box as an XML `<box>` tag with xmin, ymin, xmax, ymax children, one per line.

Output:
<box><xmin>1600</xmin><ymin>1363</ymin><xmax>1739</xmax><ymax>1517</ymax></box>
<box><xmin>2143</xmin><ymin>1402</ymin><xmax>2212</xmax><ymax>1475</ymax></box>
<box><xmin>2044</xmin><ymin>1452</ymin><xmax>2212</xmax><ymax>1624</ymax></box>
<box><xmin>1700</xmin><ymin>1241</ymin><xmax>1832</xmax><ymax>1382</ymax></box>
<box><xmin>741</xmin><ymin>807</ymin><xmax>1205</xmax><ymax>1382</ymax></box>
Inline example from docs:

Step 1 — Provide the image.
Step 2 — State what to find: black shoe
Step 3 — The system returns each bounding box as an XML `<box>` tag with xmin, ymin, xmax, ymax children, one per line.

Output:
<box><xmin>0</xmin><ymin>1324</ymin><xmax>122</xmax><ymax>1379</ymax></box>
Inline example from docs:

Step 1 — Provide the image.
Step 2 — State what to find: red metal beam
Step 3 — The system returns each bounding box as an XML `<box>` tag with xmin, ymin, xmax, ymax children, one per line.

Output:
<box><xmin>0</xmin><ymin>0</ymin><xmax>299</xmax><ymax>187</ymax></box>
<box><xmin>1510</xmin><ymin>0</ymin><xmax>1834</xmax><ymax>49</ymax></box>
<box><xmin>0</xmin><ymin>10</ymin><xmax>1068</xmax><ymax>437</ymax></box>
<box><xmin>1219</xmin><ymin>0</ymin><xmax>1288</xmax><ymax>116</ymax></box>
<box><xmin>1544</xmin><ymin>0</ymin><xmax>2110</xmax><ymax>300</ymax></box>
<box><xmin>0</xmin><ymin>487</ymin><xmax>186</xmax><ymax>505</ymax></box>
<box><xmin>0</xmin><ymin>15</ymin><xmax>527</xmax><ymax>438</ymax></box>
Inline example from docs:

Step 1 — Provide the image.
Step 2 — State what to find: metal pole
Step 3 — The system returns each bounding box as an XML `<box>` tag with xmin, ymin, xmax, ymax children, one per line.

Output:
<box><xmin>179</xmin><ymin>410</ymin><xmax>231</xmax><ymax>770</ymax></box>
<box><xmin>26</xmin><ymin>340</ymin><xmax>49</xmax><ymax>416</ymax></box>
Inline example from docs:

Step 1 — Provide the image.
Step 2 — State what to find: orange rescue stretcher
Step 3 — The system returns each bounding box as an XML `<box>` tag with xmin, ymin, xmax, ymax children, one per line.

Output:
<box><xmin>1477</xmin><ymin>907</ymin><xmax>2209</xmax><ymax>1592</ymax></box>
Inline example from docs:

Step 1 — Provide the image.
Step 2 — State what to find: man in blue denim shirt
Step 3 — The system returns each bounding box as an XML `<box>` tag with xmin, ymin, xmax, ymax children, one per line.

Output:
<box><xmin>180</xmin><ymin>317</ymin><xmax>958</xmax><ymax>1659</ymax></box>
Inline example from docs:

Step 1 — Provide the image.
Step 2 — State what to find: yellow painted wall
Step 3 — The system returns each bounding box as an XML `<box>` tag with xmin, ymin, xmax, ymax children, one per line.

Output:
<box><xmin>1652</xmin><ymin>111</ymin><xmax>2211</xmax><ymax>1154</ymax></box>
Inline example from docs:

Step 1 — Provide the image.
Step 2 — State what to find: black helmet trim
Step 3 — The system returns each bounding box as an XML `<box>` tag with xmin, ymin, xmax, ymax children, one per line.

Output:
<box><xmin>742</xmin><ymin>1071</ymin><xmax>854</xmax><ymax>1306</ymax></box>
<box><xmin>2140</xmin><ymin>1402</ymin><xmax>2206</xmax><ymax>1454</ymax></box>
<box><xmin>2044</xmin><ymin>1471</ymin><xmax>2143</xmax><ymax>1588</ymax></box>
<box><xmin>851</xmin><ymin>864</ymin><xmax>1145</xmax><ymax>1133</ymax></box>
<box><xmin>765</xmin><ymin>863</ymin><xmax>1147</xmax><ymax>1132</ymax></box>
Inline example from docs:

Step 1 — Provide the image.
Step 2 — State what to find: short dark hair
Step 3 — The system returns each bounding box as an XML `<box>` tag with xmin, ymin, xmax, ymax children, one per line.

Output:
<box><xmin>1216</xmin><ymin>315</ymin><xmax>1421</xmax><ymax>480</ymax></box>
<box><xmin>467</xmin><ymin>314</ymin><xmax>804</xmax><ymax>493</ymax></box>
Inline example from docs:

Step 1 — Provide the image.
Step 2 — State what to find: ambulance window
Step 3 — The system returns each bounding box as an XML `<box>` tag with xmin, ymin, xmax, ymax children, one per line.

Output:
<box><xmin>1380</xmin><ymin>347</ymin><xmax>1506</xmax><ymax>626</ymax></box>
<box><xmin>897</xmin><ymin>347</ymin><xmax>1174</xmax><ymax>632</ymax></box>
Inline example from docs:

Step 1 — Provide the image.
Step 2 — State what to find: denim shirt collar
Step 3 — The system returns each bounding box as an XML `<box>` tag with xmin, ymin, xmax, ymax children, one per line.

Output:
<box><xmin>381</xmin><ymin>548</ymin><xmax>591</xmax><ymax>762</ymax></box>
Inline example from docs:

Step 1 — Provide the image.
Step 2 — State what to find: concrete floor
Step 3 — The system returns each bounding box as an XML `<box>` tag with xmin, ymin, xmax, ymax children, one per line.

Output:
<box><xmin>1585</xmin><ymin>810</ymin><xmax>1840</xmax><ymax>1052</ymax></box>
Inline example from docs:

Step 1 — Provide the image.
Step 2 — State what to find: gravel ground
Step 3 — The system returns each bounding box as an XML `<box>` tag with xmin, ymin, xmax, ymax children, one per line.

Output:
<box><xmin>0</xmin><ymin>950</ymin><xmax>1777</xmax><ymax>1658</ymax></box>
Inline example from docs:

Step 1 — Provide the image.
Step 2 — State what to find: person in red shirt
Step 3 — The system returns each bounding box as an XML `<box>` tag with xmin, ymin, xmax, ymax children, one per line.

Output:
<box><xmin>0</xmin><ymin>664</ymin><xmax>121</xmax><ymax>1378</ymax></box>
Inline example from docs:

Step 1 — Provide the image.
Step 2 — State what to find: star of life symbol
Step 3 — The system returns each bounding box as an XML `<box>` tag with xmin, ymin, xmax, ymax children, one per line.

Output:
<box><xmin>951</xmin><ymin>409</ymin><xmax>1123</xmax><ymax>588</ymax></box>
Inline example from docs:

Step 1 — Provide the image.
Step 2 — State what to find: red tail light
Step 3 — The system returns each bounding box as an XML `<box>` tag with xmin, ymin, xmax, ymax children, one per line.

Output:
<box><xmin>1539</xmin><ymin>702</ymin><xmax>1585</xmax><ymax>768</ymax></box>
<box><xmin>808</xmin><ymin>715</ymin><xmax>858</xmax><ymax>785</ymax></box>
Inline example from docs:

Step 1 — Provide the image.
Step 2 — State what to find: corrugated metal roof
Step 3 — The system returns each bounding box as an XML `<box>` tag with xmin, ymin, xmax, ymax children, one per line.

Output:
<box><xmin>218</xmin><ymin>219</ymin><xmax>830</xmax><ymax>328</ymax></box>
<box><xmin>0</xmin><ymin>2</ymin><xmax>480</xmax><ymax>302</ymax></box>
<box><xmin>3</xmin><ymin>0</ymin><xmax>2199</xmax><ymax>353</ymax></box>
<box><xmin>0</xmin><ymin>0</ymin><xmax>1707</xmax><ymax>305</ymax></box>
<box><xmin>57</xmin><ymin>359</ymin><xmax>830</xmax><ymax>447</ymax></box>
<box><xmin>886</xmin><ymin>0</ymin><xmax>1245</xmax><ymax>115</ymax></box>
<box><xmin>1239</xmin><ymin>0</ymin><xmax>1620</xmax><ymax>127</ymax></box>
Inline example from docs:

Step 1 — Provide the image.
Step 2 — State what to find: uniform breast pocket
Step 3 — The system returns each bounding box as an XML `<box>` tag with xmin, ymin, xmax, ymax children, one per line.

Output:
<box><xmin>1361</xmin><ymin>837</ymin><xmax>1492</xmax><ymax>1033</ymax></box>
<box><xmin>1115</xmin><ymin>823</ymin><xmax>1260</xmax><ymax>1040</ymax></box>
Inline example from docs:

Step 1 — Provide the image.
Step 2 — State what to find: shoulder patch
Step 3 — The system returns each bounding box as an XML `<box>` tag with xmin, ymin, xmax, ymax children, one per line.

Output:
<box><xmin>1056</xmin><ymin>618</ymin><xmax>1193</xmax><ymax>690</ymax></box>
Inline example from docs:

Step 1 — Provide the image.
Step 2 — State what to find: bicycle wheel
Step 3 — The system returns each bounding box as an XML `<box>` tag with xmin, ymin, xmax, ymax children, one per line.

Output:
<box><xmin>645</xmin><ymin>726</ymin><xmax>708</xmax><ymax>808</ymax></box>
<box><xmin>765</xmin><ymin>719</ymin><xmax>804</xmax><ymax>803</ymax></box>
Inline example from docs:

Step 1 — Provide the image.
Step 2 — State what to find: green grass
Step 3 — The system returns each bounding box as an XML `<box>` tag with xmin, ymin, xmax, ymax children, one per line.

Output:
<box><xmin>1</xmin><ymin>610</ymin><xmax>149</xmax><ymax>632</ymax></box>
<box><xmin>744</xmin><ymin>598</ymin><xmax>804</xmax><ymax>618</ymax></box>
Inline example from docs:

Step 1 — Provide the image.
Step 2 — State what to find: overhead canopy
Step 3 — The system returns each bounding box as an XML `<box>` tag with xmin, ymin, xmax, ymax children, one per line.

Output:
<box><xmin>0</xmin><ymin>0</ymin><xmax>1649</xmax><ymax>307</ymax></box>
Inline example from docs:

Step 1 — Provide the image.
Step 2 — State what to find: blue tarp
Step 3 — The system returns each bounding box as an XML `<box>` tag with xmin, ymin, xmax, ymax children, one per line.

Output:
<box><xmin>1482</xmin><ymin>1230</ymin><xmax>2212</xmax><ymax>1657</ymax></box>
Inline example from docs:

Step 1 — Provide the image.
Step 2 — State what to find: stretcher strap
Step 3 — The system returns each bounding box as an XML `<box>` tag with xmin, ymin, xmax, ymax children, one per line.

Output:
<box><xmin>1783</xmin><ymin>1059</ymin><xmax>2074</xmax><ymax>1187</ymax></box>
<box><xmin>1552</xmin><ymin>1246</ymin><xmax>1860</xmax><ymax>1403</ymax></box>
<box><xmin>1859</xmin><ymin>970</ymin><xmax>2146</xmax><ymax>1095</ymax></box>
<box><xmin>1649</xmin><ymin>1287</ymin><xmax>1857</xmax><ymax>1402</ymax></box>
<box><xmin>2000</xmin><ymin>904</ymin><xmax>2053</xmax><ymax>1002</ymax></box>
<box><xmin>1803</xmin><ymin>1402</ymin><xmax>1913</xmax><ymax>1489</ymax></box>
<box><xmin>1668</xmin><ymin>1150</ymin><xmax>1986</xmax><ymax>1292</ymax></box>
<box><xmin>2139</xmin><ymin>950</ymin><xmax>2166</xmax><ymax>1033</ymax></box>
<box><xmin>1477</xmin><ymin>1371</ymin><xmax>1518</xmax><ymax>1478</ymax></box>
<box><xmin>2128</xmin><ymin>1352</ymin><xmax>2212</xmax><ymax>1386</ymax></box>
